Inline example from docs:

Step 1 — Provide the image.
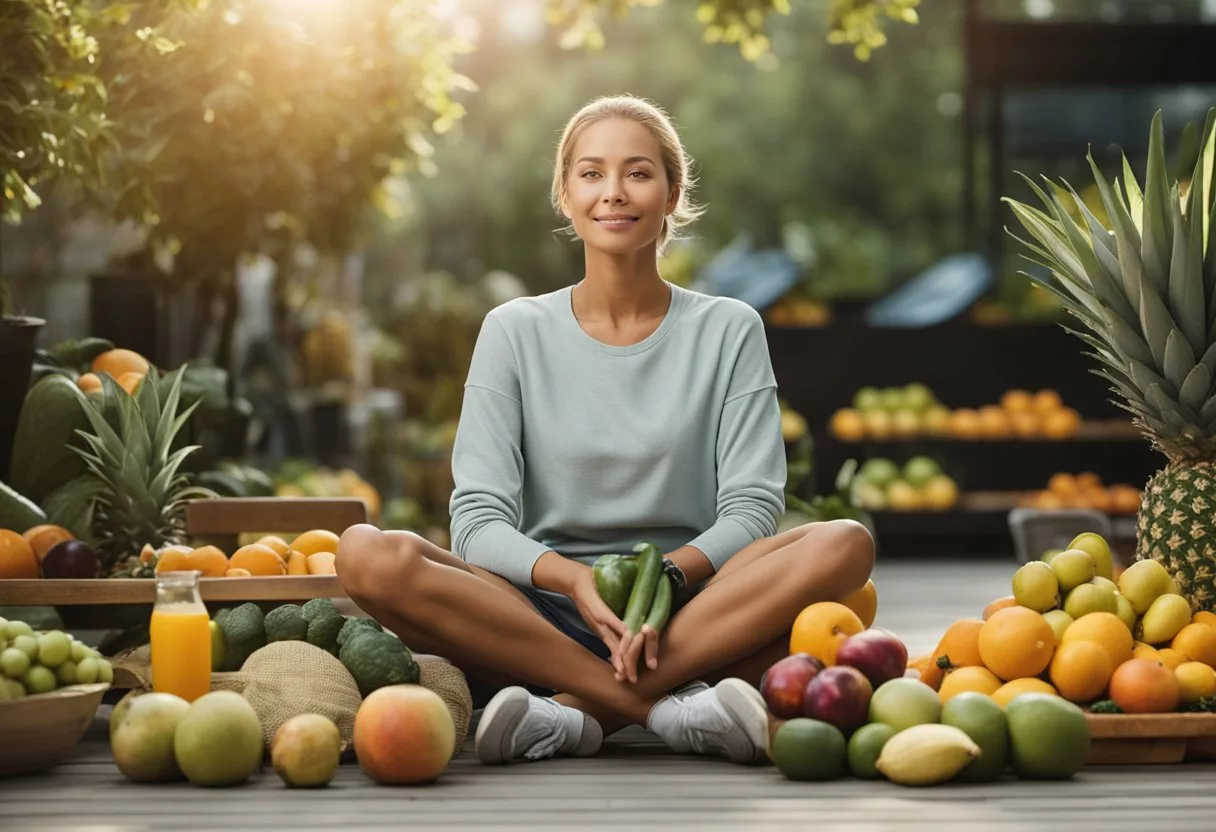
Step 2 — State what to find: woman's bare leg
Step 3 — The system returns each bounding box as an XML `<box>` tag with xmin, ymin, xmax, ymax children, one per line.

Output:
<box><xmin>555</xmin><ymin>520</ymin><xmax>874</xmax><ymax>734</ymax></box>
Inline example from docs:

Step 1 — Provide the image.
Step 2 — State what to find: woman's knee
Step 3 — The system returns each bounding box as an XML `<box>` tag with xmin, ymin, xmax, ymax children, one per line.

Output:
<box><xmin>817</xmin><ymin>519</ymin><xmax>875</xmax><ymax>593</ymax></box>
<box><xmin>336</xmin><ymin>524</ymin><xmax>425</xmax><ymax>605</ymax></box>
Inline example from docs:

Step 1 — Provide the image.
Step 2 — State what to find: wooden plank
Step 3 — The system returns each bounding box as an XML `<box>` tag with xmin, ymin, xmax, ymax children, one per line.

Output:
<box><xmin>186</xmin><ymin>498</ymin><xmax>367</xmax><ymax>535</ymax></box>
<box><xmin>1087</xmin><ymin>713</ymin><xmax>1216</xmax><ymax>739</ymax></box>
<box><xmin>0</xmin><ymin>575</ymin><xmax>344</xmax><ymax>606</ymax></box>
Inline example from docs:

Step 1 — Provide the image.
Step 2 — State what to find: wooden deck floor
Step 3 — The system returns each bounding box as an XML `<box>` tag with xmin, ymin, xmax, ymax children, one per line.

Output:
<box><xmin>3</xmin><ymin>559</ymin><xmax>1216</xmax><ymax>831</ymax></box>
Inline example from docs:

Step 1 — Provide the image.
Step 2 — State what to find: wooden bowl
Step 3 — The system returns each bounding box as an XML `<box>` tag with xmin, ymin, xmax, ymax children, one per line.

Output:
<box><xmin>0</xmin><ymin>682</ymin><xmax>110</xmax><ymax>777</ymax></box>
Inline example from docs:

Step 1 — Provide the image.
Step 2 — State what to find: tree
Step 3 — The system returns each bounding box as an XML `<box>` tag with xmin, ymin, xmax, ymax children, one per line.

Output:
<box><xmin>548</xmin><ymin>0</ymin><xmax>921</xmax><ymax>61</ymax></box>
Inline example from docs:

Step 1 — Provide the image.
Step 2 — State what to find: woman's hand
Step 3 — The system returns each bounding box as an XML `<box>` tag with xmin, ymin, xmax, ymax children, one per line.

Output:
<box><xmin>569</xmin><ymin>566</ymin><xmax>630</xmax><ymax>678</ymax></box>
<box><xmin>615</xmin><ymin>624</ymin><xmax>660</xmax><ymax>684</ymax></box>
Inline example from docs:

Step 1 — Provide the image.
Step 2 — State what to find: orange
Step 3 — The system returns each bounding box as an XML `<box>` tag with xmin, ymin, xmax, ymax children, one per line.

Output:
<box><xmin>1171</xmin><ymin>623</ymin><xmax>1216</xmax><ymax>667</ymax></box>
<box><xmin>983</xmin><ymin>596</ymin><xmax>1020</xmax><ymax>620</ymax></box>
<box><xmin>920</xmin><ymin>618</ymin><xmax>985</xmax><ymax>690</ymax></box>
<box><xmin>991</xmin><ymin>677</ymin><xmax>1058</xmax><ymax>708</ymax></box>
<box><xmin>1192</xmin><ymin>611</ymin><xmax>1216</xmax><ymax>630</ymax></box>
<box><xmin>91</xmin><ymin>348</ymin><xmax>150</xmax><ymax>379</ymax></box>
<box><xmin>1033</xmin><ymin>389</ymin><xmax>1064</xmax><ymax>414</ymax></box>
<box><xmin>154</xmin><ymin>548</ymin><xmax>191</xmax><ymax>573</ymax></box>
<box><xmin>1175</xmin><ymin>661</ymin><xmax>1216</xmax><ymax>704</ymax></box>
<box><xmin>788</xmin><ymin>601</ymin><xmax>864</xmax><ymax>665</ymax></box>
<box><xmin>1108</xmin><ymin>658</ymin><xmax>1179</xmax><ymax>714</ymax></box>
<box><xmin>1060</xmin><ymin>612</ymin><xmax>1133</xmax><ymax>669</ymax></box>
<box><xmin>77</xmin><ymin>372</ymin><xmax>103</xmax><ymax>393</ymax></box>
<box><xmin>116</xmin><ymin>372</ymin><xmax>144</xmax><ymax>394</ymax></box>
<box><xmin>1041</xmin><ymin>408</ymin><xmax>1081</xmax><ymax>439</ymax></box>
<box><xmin>185</xmin><ymin>545</ymin><xmax>229</xmax><ymax>578</ymax></box>
<box><xmin>1000</xmin><ymin>389</ymin><xmax>1034</xmax><ymax>414</ymax></box>
<box><xmin>978</xmin><ymin>606</ymin><xmax>1056</xmax><ymax>681</ymax></box>
<box><xmin>228</xmin><ymin>543</ymin><xmax>287</xmax><ymax>576</ymax></box>
<box><xmin>1047</xmin><ymin>473</ymin><xmax>1079</xmax><ymax>497</ymax></box>
<box><xmin>225</xmin><ymin>567</ymin><xmax>252</xmax><ymax>578</ymax></box>
<box><xmin>1049</xmin><ymin>640</ymin><xmax>1114</xmax><ymax>703</ymax></box>
<box><xmin>22</xmin><ymin>524</ymin><xmax>74</xmax><ymax>562</ymax></box>
<box><xmin>1132</xmin><ymin>642</ymin><xmax>1160</xmax><ymax>661</ymax></box>
<box><xmin>841</xmin><ymin>579</ymin><xmax>878</xmax><ymax>628</ymax></box>
<box><xmin>256</xmin><ymin>536</ymin><xmax>291</xmax><ymax>559</ymax></box>
<box><xmin>290</xmin><ymin>529</ymin><xmax>341</xmax><ymax>557</ymax></box>
<box><xmin>1157</xmin><ymin>648</ymin><xmax>1188</xmax><ymax>670</ymax></box>
<box><xmin>0</xmin><ymin>530</ymin><xmax>39</xmax><ymax>579</ymax></box>
<box><xmin>938</xmin><ymin>665</ymin><xmax>1002</xmax><ymax>704</ymax></box>
<box><xmin>307</xmin><ymin>552</ymin><xmax>337</xmax><ymax>575</ymax></box>
<box><xmin>286</xmin><ymin>550</ymin><xmax>309</xmax><ymax>576</ymax></box>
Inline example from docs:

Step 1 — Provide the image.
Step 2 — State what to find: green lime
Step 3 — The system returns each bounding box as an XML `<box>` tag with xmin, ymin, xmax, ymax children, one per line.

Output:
<box><xmin>0</xmin><ymin>646</ymin><xmax>31</xmax><ymax>679</ymax></box>
<box><xmin>23</xmin><ymin>665</ymin><xmax>57</xmax><ymax>695</ymax></box>
<box><xmin>11</xmin><ymin>634</ymin><xmax>37</xmax><ymax>661</ymax></box>
<box><xmin>1005</xmin><ymin>693</ymin><xmax>1090</xmax><ymax>779</ymax></box>
<box><xmin>37</xmin><ymin>631</ymin><xmax>71</xmax><ymax>668</ymax></box>
<box><xmin>770</xmin><ymin>719</ymin><xmax>847</xmax><ymax>781</ymax></box>
<box><xmin>868</xmin><ymin>678</ymin><xmax>942</xmax><ymax>730</ymax></box>
<box><xmin>75</xmin><ymin>656</ymin><xmax>100</xmax><ymax>684</ymax></box>
<box><xmin>941</xmin><ymin>692</ymin><xmax>1009</xmax><ymax>782</ymax></box>
<box><xmin>1012</xmin><ymin>561</ymin><xmax>1059</xmax><ymax>613</ymax></box>
<box><xmin>847</xmin><ymin>722</ymin><xmax>897</xmax><ymax>779</ymax></box>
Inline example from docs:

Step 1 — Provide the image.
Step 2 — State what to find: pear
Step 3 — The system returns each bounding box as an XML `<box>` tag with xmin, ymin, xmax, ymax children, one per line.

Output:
<box><xmin>1118</xmin><ymin>559</ymin><xmax>1176</xmax><ymax>615</ymax></box>
<box><xmin>1064</xmin><ymin>582</ymin><xmax>1118</xmax><ymax>619</ymax></box>
<box><xmin>1114</xmin><ymin>594</ymin><xmax>1137</xmax><ymax>632</ymax></box>
<box><xmin>1051</xmin><ymin>550</ymin><xmax>1096</xmax><ymax>593</ymax></box>
<box><xmin>1136</xmin><ymin>594</ymin><xmax>1193</xmax><ymax>645</ymax></box>
<box><xmin>1067</xmin><ymin>532</ymin><xmax>1114</xmax><ymax>580</ymax></box>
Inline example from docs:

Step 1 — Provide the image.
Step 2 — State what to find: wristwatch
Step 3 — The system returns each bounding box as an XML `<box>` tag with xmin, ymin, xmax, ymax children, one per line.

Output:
<box><xmin>661</xmin><ymin>558</ymin><xmax>688</xmax><ymax>596</ymax></box>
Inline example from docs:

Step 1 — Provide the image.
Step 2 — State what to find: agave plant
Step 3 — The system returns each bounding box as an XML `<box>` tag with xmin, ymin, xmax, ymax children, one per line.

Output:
<box><xmin>1003</xmin><ymin>107</ymin><xmax>1216</xmax><ymax>610</ymax></box>
<box><xmin>72</xmin><ymin>367</ymin><xmax>214</xmax><ymax>575</ymax></box>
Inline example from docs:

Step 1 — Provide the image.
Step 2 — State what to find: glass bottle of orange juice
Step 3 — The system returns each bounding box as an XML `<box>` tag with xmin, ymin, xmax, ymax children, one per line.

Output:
<box><xmin>150</xmin><ymin>570</ymin><xmax>212</xmax><ymax>702</ymax></box>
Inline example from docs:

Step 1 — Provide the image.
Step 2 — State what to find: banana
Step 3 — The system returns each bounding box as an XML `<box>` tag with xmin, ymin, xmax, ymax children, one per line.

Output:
<box><xmin>874</xmin><ymin>723</ymin><xmax>982</xmax><ymax>786</ymax></box>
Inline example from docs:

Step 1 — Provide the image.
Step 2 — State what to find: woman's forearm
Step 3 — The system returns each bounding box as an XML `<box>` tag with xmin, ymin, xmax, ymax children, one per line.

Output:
<box><xmin>665</xmin><ymin>545</ymin><xmax>714</xmax><ymax>586</ymax></box>
<box><xmin>530</xmin><ymin>550</ymin><xmax>586</xmax><ymax>596</ymax></box>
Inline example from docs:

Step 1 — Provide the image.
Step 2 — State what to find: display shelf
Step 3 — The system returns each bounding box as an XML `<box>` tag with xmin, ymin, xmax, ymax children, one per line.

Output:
<box><xmin>0</xmin><ymin>575</ymin><xmax>343</xmax><ymax>606</ymax></box>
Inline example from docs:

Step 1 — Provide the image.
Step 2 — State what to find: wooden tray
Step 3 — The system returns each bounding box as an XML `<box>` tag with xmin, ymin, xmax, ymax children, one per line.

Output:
<box><xmin>1085</xmin><ymin>712</ymin><xmax>1216</xmax><ymax>764</ymax></box>
<box><xmin>0</xmin><ymin>575</ymin><xmax>343</xmax><ymax>605</ymax></box>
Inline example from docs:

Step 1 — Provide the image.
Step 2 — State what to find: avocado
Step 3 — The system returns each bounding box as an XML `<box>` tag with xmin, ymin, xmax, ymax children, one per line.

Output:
<box><xmin>264</xmin><ymin>604</ymin><xmax>308</xmax><ymax>643</ymax></box>
<box><xmin>216</xmin><ymin>603</ymin><xmax>266</xmax><ymax>671</ymax></box>
<box><xmin>337</xmin><ymin>630</ymin><xmax>420</xmax><ymax>696</ymax></box>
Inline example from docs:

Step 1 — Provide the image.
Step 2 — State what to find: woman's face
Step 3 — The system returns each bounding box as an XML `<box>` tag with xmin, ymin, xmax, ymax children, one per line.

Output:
<box><xmin>561</xmin><ymin>117</ymin><xmax>678</xmax><ymax>256</ymax></box>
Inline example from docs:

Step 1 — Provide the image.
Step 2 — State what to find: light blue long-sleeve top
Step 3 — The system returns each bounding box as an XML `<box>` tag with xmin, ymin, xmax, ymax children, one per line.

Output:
<box><xmin>448</xmin><ymin>280</ymin><xmax>787</xmax><ymax>589</ymax></box>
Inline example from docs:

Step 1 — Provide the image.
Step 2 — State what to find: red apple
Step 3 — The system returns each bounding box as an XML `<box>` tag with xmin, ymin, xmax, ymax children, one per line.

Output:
<box><xmin>802</xmin><ymin>665</ymin><xmax>873</xmax><ymax>736</ymax></box>
<box><xmin>759</xmin><ymin>653</ymin><xmax>824</xmax><ymax>719</ymax></box>
<box><xmin>834</xmin><ymin>627</ymin><xmax>908</xmax><ymax>689</ymax></box>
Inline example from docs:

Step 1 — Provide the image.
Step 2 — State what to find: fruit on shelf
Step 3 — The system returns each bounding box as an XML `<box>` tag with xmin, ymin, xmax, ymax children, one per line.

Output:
<box><xmin>830</xmin><ymin>386</ymin><xmax>1084</xmax><ymax>441</ymax></box>
<box><xmin>764</xmin><ymin>296</ymin><xmax>832</xmax><ymax>328</ymax></box>
<box><xmin>1021</xmin><ymin>472</ymin><xmax>1141</xmax><ymax>515</ymax></box>
<box><xmin>273</xmin><ymin>462</ymin><xmax>382</xmax><ymax>523</ymax></box>
<box><xmin>853</xmin><ymin>457</ymin><xmax>959</xmax><ymax>512</ymax></box>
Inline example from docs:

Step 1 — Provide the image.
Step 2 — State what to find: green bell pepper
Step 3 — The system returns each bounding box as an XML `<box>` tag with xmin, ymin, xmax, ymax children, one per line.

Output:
<box><xmin>592</xmin><ymin>554</ymin><xmax>638</xmax><ymax>618</ymax></box>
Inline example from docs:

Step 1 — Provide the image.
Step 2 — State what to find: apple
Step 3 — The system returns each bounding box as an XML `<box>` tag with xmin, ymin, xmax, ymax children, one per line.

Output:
<box><xmin>802</xmin><ymin>665</ymin><xmax>873</xmax><ymax>736</ymax></box>
<box><xmin>759</xmin><ymin>653</ymin><xmax>824</xmax><ymax>719</ymax></box>
<box><xmin>835</xmin><ymin>627</ymin><xmax>909</xmax><ymax>689</ymax></box>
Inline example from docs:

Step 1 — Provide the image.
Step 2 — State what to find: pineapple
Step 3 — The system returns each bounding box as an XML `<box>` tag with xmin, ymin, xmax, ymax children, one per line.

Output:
<box><xmin>72</xmin><ymin>367</ymin><xmax>214</xmax><ymax>576</ymax></box>
<box><xmin>1004</xmin><ymin>107</ymin><xmax>1216</xmax><ymax>611</ymax></box>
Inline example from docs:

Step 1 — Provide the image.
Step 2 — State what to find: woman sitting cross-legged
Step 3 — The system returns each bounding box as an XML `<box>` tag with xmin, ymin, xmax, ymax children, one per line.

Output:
<box><xmin>335</xmin><ymin>94</ymin><xmax>875</xmax><ymax>766</ymax></box>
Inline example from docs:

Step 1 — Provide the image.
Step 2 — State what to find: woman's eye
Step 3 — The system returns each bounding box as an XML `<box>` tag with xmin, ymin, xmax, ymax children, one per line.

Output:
<box><xmin>581</xmin><ymin>170</ymin><xmax>600</xmax><ymax>179</ymax></box>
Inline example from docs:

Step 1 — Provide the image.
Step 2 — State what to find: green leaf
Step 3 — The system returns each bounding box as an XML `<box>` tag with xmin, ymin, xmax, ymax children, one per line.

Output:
<box><xmin>1178</xmin><ymin>362</ymin><xmax>1213</xmax><ymax>414</ymax></box>
<box><xmin>1168</xmin><ymin>190</ymin><xmax>1207</xmax><ymax>357</ymax></box>
<box><xmin>1050</xmin><ymin>178</ymin><xmax>1137</xmax><ymax>322</ymax></box>
<box><xmin>1163</xmin><ymin>330</ymin><xmax>1197</xmax><ymax>392</ymax></box>
<box><xmin>1138</xmin><ymin>280</ymin><xmax>1181</xmax><ymax>371</ymax></box>
<box><xmin>1122</xmin><ymin>153</ymin><xmax>1145</xmax><ymax>236</ymax></box>
<box><xmin>1098</xmin><ymin>307</ymin><xmax>1155</xmax><ymax>367</ymax></box>
<box><xmin>1130</xmin><ymin>358</ymin><xmax>1179</xmax><ymax>401</ymax></box>
<box><xmin>1142</xmin><ymin>111</ymin><xmax>1173</xmax><ymax>296</ymax></box>
<box><xmin>1193</xmin><ymin>107</ymin><xmax>1216</xmax><ymax>253</ymax></box>
<box><xmin>1088</xmin><ymin>150</ymin><xmax>1145</xmax><ymax>310</ymax></box>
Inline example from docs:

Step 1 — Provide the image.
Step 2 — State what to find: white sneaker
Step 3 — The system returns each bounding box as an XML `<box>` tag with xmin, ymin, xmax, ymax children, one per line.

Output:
<box><xmin>646</xmin><ymin>678</ymin><xmax>769</xmax><ymax>764</ymax></box>
<box><xmin>475</xmin><ymin>687</ymin><xmax>603</xmax><ymax>764</ymax></box>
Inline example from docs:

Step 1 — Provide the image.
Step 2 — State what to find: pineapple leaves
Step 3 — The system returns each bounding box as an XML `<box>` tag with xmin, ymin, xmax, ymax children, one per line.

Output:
<box><xmin>1139</xmin><ymin>275</ymin><xmax>1183</xmax><ymax>370</ymax></box>
<box><xmin>1122</xmin><ymin>153</ymin><xmax>1145</xmax><ymax>236</ymax></box>
<box><xmin>1089</xmin><ymin>150</ymin><xmax>1145</xmax><ymax>310</ymax></box>
<box><xmin>1168</xmin><ymin>181</ymin><xmax>1207</xmax><ymax>357</ymax></box>
<box><xmin>1179</xmin><ymin>362</ymin><xmax>1213</xmax><ymax>415</ymax></box>
<box><xmin>1194</xmin><ymin>107</ymin><xmax>1216</xmax><ymax>254</ymax></box>
<box><xmin>1142</xmin><ymin>111</ymin><xmax>1174</xmax><ymax>297</ymax></box>
<box><xmin>1163</xmin><ymin>330</ymin><xmax>1198</xmax><ymax>394</ymax></box>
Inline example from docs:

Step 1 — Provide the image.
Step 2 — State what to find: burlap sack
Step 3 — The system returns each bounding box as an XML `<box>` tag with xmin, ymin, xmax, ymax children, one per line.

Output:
<box><xmin>111</xmin><ymin>643</ymin><xmax>473</xmax><ymax>754</ymax></box>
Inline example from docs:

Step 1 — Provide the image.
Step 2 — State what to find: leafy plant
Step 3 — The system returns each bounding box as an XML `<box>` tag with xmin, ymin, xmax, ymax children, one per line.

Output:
<box><xmin>546</xmin><ymin>0</ymin><xmax>920</xmax><ymax>61</ymax></box>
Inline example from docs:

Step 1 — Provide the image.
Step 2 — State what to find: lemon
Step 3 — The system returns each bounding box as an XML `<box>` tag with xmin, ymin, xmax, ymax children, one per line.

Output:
<box><xmin>1052</xmin><ymin>550</ymin><xmax>1097</xmax><ymax>594</ymax></box>
<box><xmin>1012</xmin><ymin>562</ymin><xmax>1059</xmax><ymax>613</ymax></box>
<box><xmin>1175</xmin><ymin>662</ymin><xmax>1216</xmax><ymax>704</ymax></box>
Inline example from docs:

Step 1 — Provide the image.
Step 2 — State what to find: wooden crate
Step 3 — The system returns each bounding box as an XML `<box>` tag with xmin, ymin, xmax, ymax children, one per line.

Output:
<box><xmin>0</xmin><ymin>497</ymin><xmax>367</xmax><ymax>614</ymax></box>
<box><xmin>1086</xmin><ymin>712</ymin><xmax>1216</xmax><ymax>764</ymax></box>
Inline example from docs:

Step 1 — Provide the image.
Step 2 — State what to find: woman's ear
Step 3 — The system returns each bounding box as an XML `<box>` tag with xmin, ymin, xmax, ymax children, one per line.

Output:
<box><xmin>667</xmin><ymin>184</ymin><xmax>680</xmax><ymax>215</ymax></box>
<box><xmin>559</xmin><ymin>187</ymin><xmax>572</xmax><ymax>219</ymax></box>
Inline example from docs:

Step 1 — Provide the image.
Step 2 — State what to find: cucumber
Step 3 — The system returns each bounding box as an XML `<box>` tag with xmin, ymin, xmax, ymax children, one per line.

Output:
<box><xmin>644</xmin><ymin>574</ymin><xmax>673</xmax><ymax>634</ymax></box>
<box><xmin>8</xmin><ymin>374</ymin><xmax>91</xmax><ymax>503</ymax></box>
<box><xmin>622</xmin><ymin>543</ymin><xmax>662</xmax><ymax>634</ymax></box>
<box><xmin>0</xmin><ymin>479</ymin><xmax>48</xmax><ymax>533</ymax></box>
